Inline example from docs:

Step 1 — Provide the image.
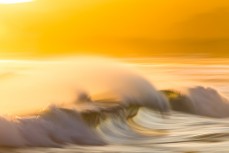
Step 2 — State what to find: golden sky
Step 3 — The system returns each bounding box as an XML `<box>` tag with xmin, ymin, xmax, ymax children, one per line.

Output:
<box><xmin>0</xmin><ymin>0</ymin><xmax>229</xmax><ymax>59</ymax></box>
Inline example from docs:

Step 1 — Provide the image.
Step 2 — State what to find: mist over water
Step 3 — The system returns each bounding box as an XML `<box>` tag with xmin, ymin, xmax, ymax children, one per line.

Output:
<box><xmin>0</xmin><ymin>57</ymin><xmax>150</xmax><ymax>114</ymax></box>
<box><xmin>0</xmin><ymin>57</ymin><xmax>229</xmax><ymax>152</ymax></box>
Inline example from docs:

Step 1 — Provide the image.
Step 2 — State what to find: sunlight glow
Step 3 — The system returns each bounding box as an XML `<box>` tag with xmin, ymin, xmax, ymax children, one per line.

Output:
<box><xmin>0</xmin><ymin>0</ymin><xmax>32</xmax><ymax>4</ymax></box>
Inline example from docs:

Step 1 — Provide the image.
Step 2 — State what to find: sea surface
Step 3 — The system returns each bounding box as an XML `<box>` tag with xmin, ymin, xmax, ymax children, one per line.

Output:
<box><xmin>0</xmin><ymin>57</ymin><xmax>229</xmax><ymax>153</ymax></box>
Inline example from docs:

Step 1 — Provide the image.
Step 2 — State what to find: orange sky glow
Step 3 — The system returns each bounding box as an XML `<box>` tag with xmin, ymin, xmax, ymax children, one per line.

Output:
<box><xmin>0</xmin><ymin>0</ymin><xmax>229</xmax><ymax>59</ymax></box>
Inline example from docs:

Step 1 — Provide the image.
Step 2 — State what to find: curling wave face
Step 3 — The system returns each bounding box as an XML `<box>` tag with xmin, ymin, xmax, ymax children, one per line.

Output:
<box><xmin>0</xmin><ymin>89</ymin><xmax>170</xmax><ymax>147</ymax></box>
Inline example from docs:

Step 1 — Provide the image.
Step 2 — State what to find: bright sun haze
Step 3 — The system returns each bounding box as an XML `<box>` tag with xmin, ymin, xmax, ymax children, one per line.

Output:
<box><xmin>0</xmin><ymin>0</ymin><xmax>32</xmax><ymax>4</ymax></box>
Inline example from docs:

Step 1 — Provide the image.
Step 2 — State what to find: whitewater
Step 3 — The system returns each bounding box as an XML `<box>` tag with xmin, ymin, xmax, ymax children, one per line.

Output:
<box><xmin>0</xmin><ymin>57</ymin><xmax>229</xmax><ymax>153</ymax></box>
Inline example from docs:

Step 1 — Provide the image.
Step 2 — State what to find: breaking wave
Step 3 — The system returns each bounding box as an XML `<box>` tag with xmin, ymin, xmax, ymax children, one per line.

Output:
<box><xmin>0</xmin><ymin>57</ymin><xmax>229</xmax><ymax>148</ymax></box>
<box><xmin>0</xmin><ymin>88</ymin><xmax>169</xmax><ymax>147</ymax></box>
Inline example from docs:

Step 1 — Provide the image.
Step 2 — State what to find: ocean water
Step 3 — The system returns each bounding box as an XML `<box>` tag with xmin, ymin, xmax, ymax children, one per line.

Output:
<box><xmin>0</xmin><ymin>57</ymin><xmax>229</xmax><ymax>153</ymax></box>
